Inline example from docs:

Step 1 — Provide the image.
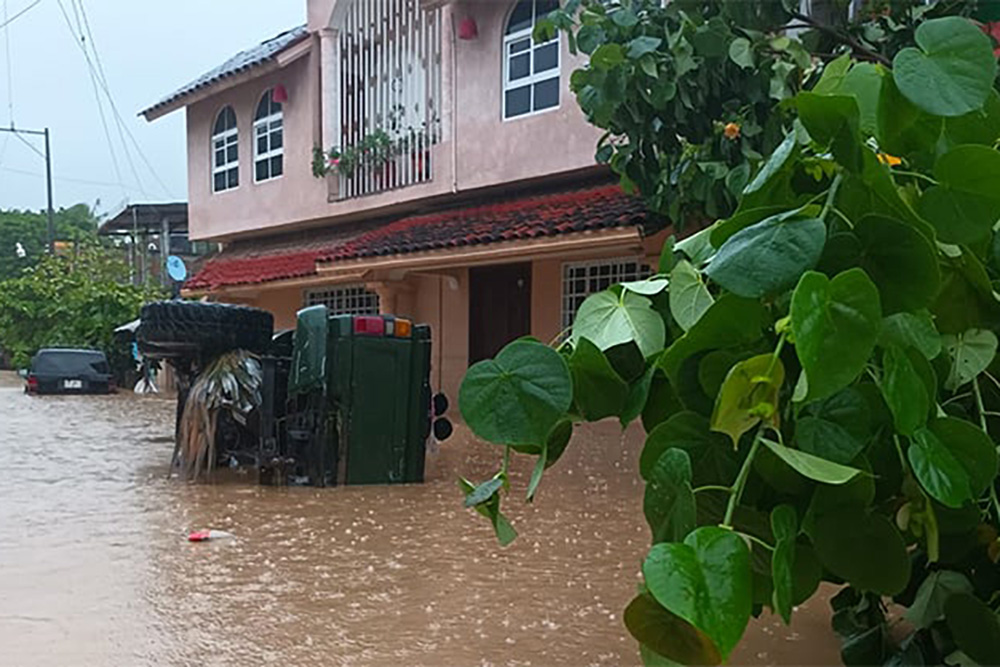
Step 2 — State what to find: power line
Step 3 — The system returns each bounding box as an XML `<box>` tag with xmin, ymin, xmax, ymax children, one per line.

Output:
<box><xmin>0</xmin><ymin>0</ymin><xmax>41</xmax><ymax>31</ymax></box>
<box><xmin>66</xmin><ymin>0</ymin><xmax>128</xmax><ymax>199</ymax></box>
<box><xmin>0</xmin><ymin>164</ymin><xmax>147</xmax><ymax>191</ymax></box>
<box><xmin>54</xmin><ymin>0</ymin><xmax>173</xmax><ymax>198</ymax></box>
<box><xmin>9</xmin><ymin>127</ymin><xmax>44</xmax><ymax>159</ymax></box>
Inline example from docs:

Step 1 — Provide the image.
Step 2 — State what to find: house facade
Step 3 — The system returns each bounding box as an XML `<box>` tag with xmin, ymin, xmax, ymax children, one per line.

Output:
<box><xmin>142</xmin><ymin>0</ymin><xmax>669</xmax><ymax>398</ymax></box>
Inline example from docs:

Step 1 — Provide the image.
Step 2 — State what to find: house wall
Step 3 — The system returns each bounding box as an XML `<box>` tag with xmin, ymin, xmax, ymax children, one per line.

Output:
<box><xmin>186</xmin><ymin>0</ymin><xmax>602</xmax><ymax>241</ymax></box>
<box><xmin>186</xmin><ymin>51</ymin><xmax>330</xmax><ymax>241</ymax></box>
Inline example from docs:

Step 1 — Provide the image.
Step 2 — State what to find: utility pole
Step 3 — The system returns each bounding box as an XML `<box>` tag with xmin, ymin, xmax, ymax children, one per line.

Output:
<box><xmin>0</xmin><ymin>125</ymin><xmax>56</xmax><ymax>254</ymax></box>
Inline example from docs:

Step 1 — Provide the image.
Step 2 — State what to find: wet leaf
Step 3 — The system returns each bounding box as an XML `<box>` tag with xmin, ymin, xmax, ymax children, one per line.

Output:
<box><xmin>761</xmin><ymin>439</ymin><xmax>862</xmax><ymax>485</ymax></box>
<box><xmin>460</xmin><ymin>340</ymin><xmax>572</xmax><ymax>446</ymax></box>
<box><xmin>710</xmin><ymin>354</ymin><xmax>784</xmax><ymax>447</ymax></box>
<box><xmin>621</xmin><ymin>364</ymin><xmax>657</xmax><ymax>428</ymax></box>
<box><xmin>728</xmin><ymin>37</ymin><xmax>753</xmax><ymax>69</ymax></box>
<box><xmin>526</xmin><ymin>447</ymin><xmax>547</xmax><ymax>502</ymax></box>
<box><xmin>643</xmin><ymin>527</ymin><xmax>752</xmax><ymax>660</ymax></box>
<box><xmin>706</xmin><ymin>212</ymin><xmax>825</xmax><ymax>298</ymax></box>
<box><xmin>463</xmin><ymin>477</ymin><xmax>503</xmax><ymax>508</ymax></box>
<box><xmin>644</xmin><ymin>448</ymin><xmax>696</xmax><ymax>544</ymax></box>
<box><xmin>893</xmin><ymin>16</ymin><xmax>997</xmax><ymax>117</ymax></box>
<box><xmin>791</xmin><ymin>269</ymin><xmax>881</xmax><ymax>402</ymax></box>
<box><xmin>771</xmin><ymin>505</ymin><xmax>798</xmax><ymax>623</ymax></box>
<box><xmin>622</xmin><ymin>277</ymin><xmax>669</xmax><ymax>296</ymax></box>
<box><xmin>573</xmin><ymin>289</ymin><xmax>666</xmax><ymax>358</ymax></box>
<box><xmin>942</xmin><ymin>329</ymin><xmax>997</xmax><ymax>391</ymax></box>
<box><xmin>742</xmin><ymin>132</ymin><xmax>798</xmax><ymax>210</ymax></box>
<box><xmin>670</xmin><ymin>260</ymin><xmax>714</xmax><ymax>332</ymax></box>
<box><xmin>926</xmin><ymin>417</ymin><xmax>998</xmax><ymax>497</ymax></box>
<box><xmin>794</xmin><ymin>416</ymin><xmax>864</xmax><ymax>465</ymax></box>
<box><xmin>812</xmin><ymin>508</ymin><xmax>911</xmax><ymax>596</ymax></box>
<box><xmin>905</xmin><ymin>570</ymin><xmax>973</xmax><ymax>629</ymax></box>
<box><xmin>624</xmin><ymin>595</ymin><xmax>722</xmax><ymax>666</ymax></box>
<box><xmin>569</xmin><ymin>337</ymin><xmax>628</xmax><ymax>421</ymax></box>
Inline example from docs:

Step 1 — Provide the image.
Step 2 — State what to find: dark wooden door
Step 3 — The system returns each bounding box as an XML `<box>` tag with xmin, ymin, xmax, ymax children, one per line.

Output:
<box><xmin>468</xmin><ymin>263</ymin><xmax>532</xmax><ymax>364</ymax></box>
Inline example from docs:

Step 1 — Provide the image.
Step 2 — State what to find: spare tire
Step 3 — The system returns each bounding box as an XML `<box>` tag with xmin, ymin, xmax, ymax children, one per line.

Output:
<box><xmin>138</xmin><ymin>301</ymin><xmax>274</xmax><ymax>356</ymax></box>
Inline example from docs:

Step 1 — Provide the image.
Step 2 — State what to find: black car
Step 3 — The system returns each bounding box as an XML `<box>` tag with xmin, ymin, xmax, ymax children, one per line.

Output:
<box><xmin>25</xmin><ymin>348</ymin><xmax>115</xmax><ymax>395</ymax></box>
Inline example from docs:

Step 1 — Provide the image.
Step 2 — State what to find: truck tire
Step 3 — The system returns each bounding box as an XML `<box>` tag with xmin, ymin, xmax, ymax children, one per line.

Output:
<box><xmin>138</xmin><ymin>301</ymin><xmax>274</xmax><ymax>356</ymax></box>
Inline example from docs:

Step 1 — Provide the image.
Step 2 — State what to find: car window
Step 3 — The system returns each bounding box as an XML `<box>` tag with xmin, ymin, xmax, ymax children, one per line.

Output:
<box><xmin>32</xmin><ymin>351</ymin><xmax>109</xmax><ymax>376</ymax></box>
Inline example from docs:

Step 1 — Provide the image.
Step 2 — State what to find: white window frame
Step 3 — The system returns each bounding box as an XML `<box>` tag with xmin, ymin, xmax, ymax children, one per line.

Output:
<box><xmin>561</xmin><ymin>257</ymin><xmax>652</xmax><ymax>329</ymax></box>
<box><xmin>503</xmin><ymin>0</ymin><xmax>561</xmax><ymax>121</ymax></box>
<box><xmin>304</xmin><ymin>284</ymin><xmax>380</xmax><ymax>316</ymax></box>
<box><xmin>253</xmin><ymin>89</ymin><xmax>284</xmax><ymax>184</ymax></box>
<box><xmin>211</xmin><ymin>106</ymin><xmax>239</xmax><ymax>193</ymax></box>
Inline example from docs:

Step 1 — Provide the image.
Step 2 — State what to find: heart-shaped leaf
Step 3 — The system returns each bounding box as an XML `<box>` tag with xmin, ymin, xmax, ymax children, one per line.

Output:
<box><xmin>670</xmin><ymin>260</ymin><xmax>714</xmax><ymax>331</ymax></box>
<box><xmin>643</xmin><ymin>526</ymin><xmax>753</xmax><ymax>660</ymax></box>
<box><xmin>621</xmin><ymin>364</ymin><xmax>657</xmax><ymax>428</ymax></box>
<box><xmin>762</xmin><ymin>438</ymin><xmax>862</xmax><ymax>485</ymax></box>
<box><xmin>881</xmin><ymin>345</ymin><xmax>929</xmax><ymax>436</ymax></box>
<box><xmin>706</xmin><ymin>212</ymin><xmax>826</xmax><ymax>299</ymax></box>
<box><xmin>879</xmin><ymin>310</ymin><xmax>942</xmax><ymax>360</ymax></box>
<box><xmin>945</xmin><ymin>593</ymin><xmax>1000</xmax><ymax>666</ymax></box>
<box><xmin>942</xmin><ymin>328</ymin><xmax>997</xmax><ymax>390</ymax></box>
<box><xmin>459</xmin><ymin>340</ymin><xmax>572</xmax><ymax>446</ymax></box>
<box><xmin>568</xmin><ymin>337</ymin><xmax>628</xmax><ymax>421</ymax></box>
<box><xmin>812</xmin><ymin>508</ymin><xmax>911</xmax><ymax>596</ymax></box>
<box><xmin>771</xmin><ymin>505</ymin><xmax>798</xmax><ymax>623</ymax></box>
<box><xmin>641</xmin><ymin>411</ymin><xmax>738</xmax><ymax>487</ymax></box>
<box><xmin>854</xmin><ymin>215</ymin><xmax>940</xmax><ymax>314</ymax></box>
<box><xmin>573</xmin><ymin>289</ymin><xmax>666</xmax><ymax>358</ymax></box>
<box><xmin>905</xmin><ymin>570</ymin><xmax>973</xmax><ymax>629</ymax></box>
<box><xmin>893</xmin><ymin>16</ymin><xmax>997</xmax><ymax>117</ymax></box>
<box><xmin>644</xmin><ymin>448</ymin><xmax>696</xmax><ymax>544</ymax></box>
<box><xmin>624</xmin><ymin>594</ymin><xmax>722</xmax><ymax>666</ymax></box>
<box><xmin>741</xmin><ymin>131</ymin><xmax>798</xmax><ymax>210</ymax></box>
<box><xmin>710</xmin><ymin>354</ymin><xmax>785</xmax><ymax>446</ymax></box>
<box><xmin>794</xmin><ymin>416</ymin><xmax>864</xmax><ymax>465</ymax></box>
<box><xmin>877</xmin><ymin>75</ymin><xmax>943</xmax><ymax>160</ymax></box>
<box><xmin>909</xmin><ymin>427</ymin><xmax>972</xmax><ymax>508</ymax></box>
<box><xmin>791</xmin><ymin>269</ymin><xmax>882</xmax><ymax>402</ymax></box>
<box><xmin>919</xmin><ymin>145</ymin><xmax>1000</xmax><ymax>244</ymax></box>
<box><xmin>796</xmin><ymin>92</ymin><xmax>863</xmax><ymax>171</ymax></box>
<box><xmin>927</xmin><ymin>416</ymin><xmax>998</xmax><ymax>498</ymax></box>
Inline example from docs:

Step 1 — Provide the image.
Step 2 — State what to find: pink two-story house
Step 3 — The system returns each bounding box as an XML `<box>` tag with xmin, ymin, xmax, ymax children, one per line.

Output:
<box><xmin>142</xmin><ymin>0</ymin><xmax>669</xmax><ymax>397</ymax></box>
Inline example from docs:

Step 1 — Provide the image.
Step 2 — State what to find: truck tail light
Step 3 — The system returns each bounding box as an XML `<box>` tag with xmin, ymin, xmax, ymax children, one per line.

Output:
<box><xmin>353</xmin><ymin>316</ymin><xmax>385</xmax><ymax>336</ymax></box>
<box><xmin>394</xmin><ymin>318</ymin><xmax>412</xmax><ymax>338</ymax></box>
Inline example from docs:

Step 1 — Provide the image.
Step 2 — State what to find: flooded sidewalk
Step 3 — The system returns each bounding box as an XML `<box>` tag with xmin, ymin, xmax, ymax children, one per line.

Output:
<box><xmin>0</xmin><ymin>371</ymin><xmax>839</xmax><ymax>666</ymax></box>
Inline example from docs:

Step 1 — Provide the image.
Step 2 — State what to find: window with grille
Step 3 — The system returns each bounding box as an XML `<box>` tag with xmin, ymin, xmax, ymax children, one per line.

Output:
<box><xmin>561</xmin><ymin>257</ymin><xmax>651</xmax><ymax>329</ymax></box>
<box><xmin>254</xmin><ymin>89</ymin><xmax>284</xmax><ymax>183</ymax></box>
<box><xmin>305</xmin><ymin>284</ymin><xmax>380</xmax><ymax>316</ymax></box>
<box><xmin>211</xmin><ymin>106</ymin><xmax>239</xmax><ymax>193</ymax></box>
<box><xmin>503</xmin><ymin>0</ymin><xmax>560</xmax><ymax>120</ymax></box>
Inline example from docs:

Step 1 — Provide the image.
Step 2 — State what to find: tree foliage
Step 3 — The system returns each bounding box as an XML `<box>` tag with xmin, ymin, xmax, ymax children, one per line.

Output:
<box><xmin>0</xmin><ymin>244</ymin><xmax>162</xmax><ymax>369</ymax></box>
<box><xmin>0</xmin><ymin>204</ymin><xmax>100</xmax><ymax>281</ymax></box>
<box><xmin>460</xmin><ymin>3</ymin><xmax>1000</xmax><ymax>665</ymax></box>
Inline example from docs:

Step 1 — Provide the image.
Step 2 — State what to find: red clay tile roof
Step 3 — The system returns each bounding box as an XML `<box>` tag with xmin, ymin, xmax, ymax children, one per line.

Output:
<box><xmin>320</xmin><ymin>184</ymin><xmax>651</xmax><ymax>262</ymax></box>
<box><xmin>186</xmin><ymin>183</ymin><xmax>654</xmax><ymax>291</ymax></box>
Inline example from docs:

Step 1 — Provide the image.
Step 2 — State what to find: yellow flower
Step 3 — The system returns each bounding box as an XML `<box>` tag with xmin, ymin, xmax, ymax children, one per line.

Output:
<box><xmin>723</xmin><ymin>122</ymin><xmax>741</xmax><ymax>140</ymax></box>
<box><xmin>877</xmin><ymin>153</ymin><xmax>902</xmax><ymax>166</ymax></box>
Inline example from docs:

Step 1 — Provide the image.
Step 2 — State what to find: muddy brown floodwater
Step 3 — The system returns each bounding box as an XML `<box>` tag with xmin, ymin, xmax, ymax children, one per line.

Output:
<box><xmin>0</xmin><ymin>371</ymin><xmax>842</xmax><ymax>666</ymax></box>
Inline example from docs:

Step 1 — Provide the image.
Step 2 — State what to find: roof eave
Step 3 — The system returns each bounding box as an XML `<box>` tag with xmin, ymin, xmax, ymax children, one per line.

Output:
<box><xmin>140</xmin><ymin>32</ymin><xmax>312</xmax><ymax>122</ymax></box>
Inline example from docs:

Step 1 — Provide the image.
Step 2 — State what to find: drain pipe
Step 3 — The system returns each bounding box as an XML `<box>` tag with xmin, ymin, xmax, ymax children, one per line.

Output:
<box><xmin>450</xmin><ymin>8</ymin><xmax>459</xmax><ymax>194</ymax></box>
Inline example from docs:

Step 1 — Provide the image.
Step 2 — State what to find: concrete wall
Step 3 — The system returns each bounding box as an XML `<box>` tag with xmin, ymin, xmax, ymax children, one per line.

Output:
<box><xmin>185</xmin><ymin>0</ymin><xmax>603</xmax><ymax>240</ymax></box>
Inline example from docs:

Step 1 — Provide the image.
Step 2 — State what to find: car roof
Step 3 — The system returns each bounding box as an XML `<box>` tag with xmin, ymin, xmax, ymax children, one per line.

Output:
<box><xmin>36</xmin><ymin>348</ymin><xmax>107</xmax><ymax>357</ymax></box>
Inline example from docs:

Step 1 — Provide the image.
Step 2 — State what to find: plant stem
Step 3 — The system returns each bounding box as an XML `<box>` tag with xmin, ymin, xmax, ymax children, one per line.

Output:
<box><xmin>820</xmin><ymin>173</ymin><xmax>844</xmax><ymax>221</ymax></box>
<box><xmin>892</xmin><ymin>170</ymin><xmax>938</xmax><ymax>185</ymax></box>
<box><xmin>789</xmin><ymin>11</ymin><xmax>892</xmax><ymax>66</ymax></box>
<box><xmin>723</xmin><ymin>428</ymin><xmax>764</xmax><ymax>529</ymax></box>
<box><xmin>739</xmin><ymin>531</ymin><xmax>776</xmax><ymax>552</ymax></box>
<box><xmin>828</xmin><ymin>206</ymin><xmax>855</xmax><ymax>230</ymax></box>
<box><xmin>974</xmin><ymin>376</ymin><xmax>989</xmax><ymax>433</ymax></box>
<box><xmin>767</xmin><ymin>333</ymin><xmax>787</xmax><ymax>378</ymax></box>
<box><xmin>693</xmin><ymin>485</ymin><xmax>733</xmax><ymax>495</ymax></box>
<box><xmin>893</xmin><ymin>434</ymin><xmax>909</xmax><ymax>473</ymax></box>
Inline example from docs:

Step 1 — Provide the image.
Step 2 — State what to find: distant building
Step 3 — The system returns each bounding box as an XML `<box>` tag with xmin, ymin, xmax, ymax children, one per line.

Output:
<box><xmin>141</xmin><ymin>0</ymin><xmax>669</xmax><ymax>397</ymax></box>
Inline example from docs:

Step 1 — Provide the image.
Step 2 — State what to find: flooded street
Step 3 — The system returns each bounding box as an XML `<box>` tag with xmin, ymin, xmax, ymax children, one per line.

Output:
<box><xmin>0</xmin><ymin>371</ymin><xmax>839</xmax><ymax>666</ymax></box>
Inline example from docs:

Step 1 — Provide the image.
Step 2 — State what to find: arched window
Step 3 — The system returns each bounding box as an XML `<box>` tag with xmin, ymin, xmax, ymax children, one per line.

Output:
<box><xmin>211</xmin><ymin>106</ymin><xmax>239</xmax><ymax>193</ymax></box>
<box><xmin>503</xmin><ymin>0</ymin><xmax>560</xmax><ymax>120</ymax></box>
<box><xmin>254</xmin><ymin>89</ymin><xmax>284</xmax><ymax>182</ymax></box>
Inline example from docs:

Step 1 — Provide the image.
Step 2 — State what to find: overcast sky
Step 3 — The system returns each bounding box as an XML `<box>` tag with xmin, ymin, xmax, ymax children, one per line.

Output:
<box><xmin>0</xmin><ymin>0</ymin><xmax>304</xmax><ymax>217</ymax></box>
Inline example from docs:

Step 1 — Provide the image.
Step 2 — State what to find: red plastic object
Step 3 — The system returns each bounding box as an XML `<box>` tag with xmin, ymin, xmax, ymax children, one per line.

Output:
<box><xmin>25</xmin><ymin>375</ymin><xmax>38</xmax><ymax>393</ymax></box>
<box><xmin>458</xmin><ymin>17</ymin><xmax>478</xmax><ymax>40</ymax></box>
<box><xmin>273</xmin><ymin>84</ymin><xmax>288</xmax><ymax>104</ymax></box>
<box><xmin>353</xmin><ymin>316</ymin><xmax>385</xmax><ymax>336</ymax></box>
<box><xmin>187</xmin><ymin>530</ymin><xmax>212</xmax><ymax>542</ymax></box>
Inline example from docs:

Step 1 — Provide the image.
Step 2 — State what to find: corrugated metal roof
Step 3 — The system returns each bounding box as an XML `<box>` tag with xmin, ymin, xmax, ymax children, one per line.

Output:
<box><xmin>141</xmin><ymin>25</ymin><xmax>309</xmax><ymax>119</ymax></box>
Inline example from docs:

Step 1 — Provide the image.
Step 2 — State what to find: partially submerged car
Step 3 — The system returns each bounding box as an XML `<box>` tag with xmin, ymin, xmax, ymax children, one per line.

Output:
<box><xmin>24</xmin><ymin>348</ymin><xmax>114</xmax><ymax>395</ymax></box>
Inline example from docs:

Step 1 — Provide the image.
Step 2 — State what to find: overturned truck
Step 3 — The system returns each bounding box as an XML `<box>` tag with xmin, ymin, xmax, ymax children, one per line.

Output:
<box><xmin>137</xmin><ymin>301</ymin><xmax>450</xmax><ymax>486</ymax></box>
